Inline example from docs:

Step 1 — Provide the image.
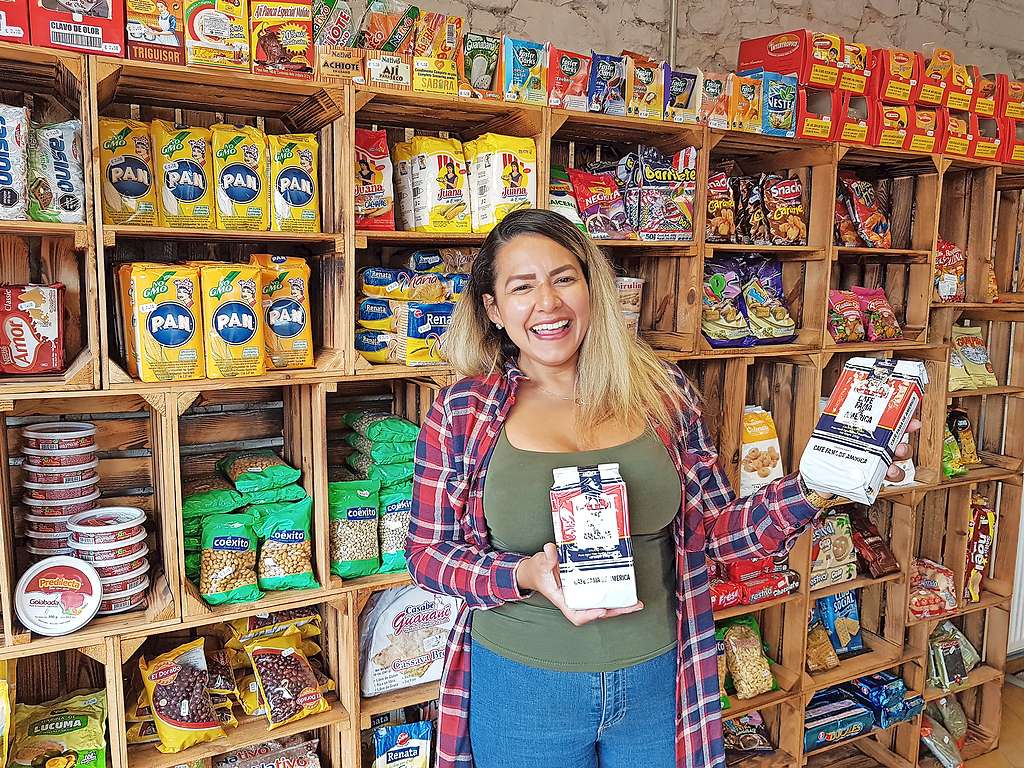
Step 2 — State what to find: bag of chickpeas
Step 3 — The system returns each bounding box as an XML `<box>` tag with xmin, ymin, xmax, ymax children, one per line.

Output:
<box><xmin>378</xmin><ymin>485</ymin><xmax>412</xmax><ymax>574</ymax></box>
<box><xmin>219</xmin><ymin>449</ymin><xmax>301</xmax><ymax>493</ymax></box>
<box><xmin>253</xmin><ymin>496</ymin><xmax>318</xmax><ymax>592</ymax></box>
<box><xmin>329</xmin><ymin>480</ymin><xmax>380</xmax><ymax>579</ymax></box>
<box><xmin>200</xmin><ymin>513</ymin><xmax>264</xmax><ymax>605</ymax></box>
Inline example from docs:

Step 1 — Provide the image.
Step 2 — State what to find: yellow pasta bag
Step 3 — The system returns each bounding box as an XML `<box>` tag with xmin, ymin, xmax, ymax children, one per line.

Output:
<box><xmin>463</xmin><ymin>133</ymin><xmax>536</xmax><ymax>233</ymax></box>
<box><xmin>269</xmin><ymin>133</ymin><xmax>320</xmax><ymax>233</ymax></box>
<box><xmin>150</xmin><ymin>120</ymin><xmax>215</xmax><ymax>229</ymax></box>
<box><xmin>200</xmin><ymin>263</ymin><xmax>266</xmax><ymax>379</ymax></box>
<box><xmin>212</xmin><ymin>123</ymin><xmax>270</xmax><ymax>231</ymax></box>
<box><xmin>130</xmin><ymin>265</ymin><xmax>206</xmax><ymax>382</ymax></box>
<box><xmin>408</xmin><ymin>136</ymin><xmax>472</xmax><ymax>233</ymax></box>
<box><xmin>99</xmin><ymin>117</ymin><xmax>158</xmax><ymax>225</ymax></box>
<box><xmin>250</xmin><ymin>254</ymin><xmax>314</xmax><ymax>369</ymax></box>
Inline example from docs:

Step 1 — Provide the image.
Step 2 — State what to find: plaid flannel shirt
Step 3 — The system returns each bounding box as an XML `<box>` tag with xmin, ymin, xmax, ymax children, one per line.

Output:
<box><xmin>407</xmin><ymin>364</ymin><xmax>819</xmax><ymax>768</ymax></box>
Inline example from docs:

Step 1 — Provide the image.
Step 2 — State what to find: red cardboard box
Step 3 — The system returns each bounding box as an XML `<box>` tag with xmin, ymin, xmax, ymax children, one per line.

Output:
<box><xmin>971</xmin><ymin>113</ymin><xmax>1001</xmax><ymax>160</ymax></box>
<box><xmin>870</xmin><ymin>48</ymin><xmax>918</xmax><ymax>104</ymax></box>
<box><xmin>872</xmin><ymin>102</ymin><xmax>911</xmax><ymax>150</ymax></box>
<box><xmin>797</xmin><ymin>86</ymin><xmax>841</xmax><ymax>140</ymax></box>
<box><xmin>938</xmin><ymin>109</ymin><xmax>973</xmax><ymax>157</ymax></box>
<box><xmin>125</xmin><ymin>0</ymin><xmax>183</xmax><ymax>65</ymax></box>
<box><xmin>30</xmin><ymin>0</ymin><xmax>124</xmax><ymax>55</ymax></box>
<box><xmin>916</xmin><ymin>50</ymin><xmax>949</xmax><ymax>107</ymax></box>
<box><xmin>945</xmin><ymin>62</ymin><xmax>974</xmax><ymax>112</ymax></box>
<box><xmin>835</xmin><ymin>93</ymin><xmax>871</xmax><ymax>144</ymax></box>
<box><xmin>738</xmin><ymin>29</ymin><xmax>842</xmax><ymax>90</ymax></box>
<box><xmin>0</xmin><ymin>0</ymin><xmax>29</xmax><ymax>42</ymax></box>
<box><xmin>838</xmin><ymin>40</ymin><xmax>871</xmax><ymax>95</ymax></box>
<box><xmin>251</xmin><ymin>0</ymin><xmax>315</xmax><ymax>80</ymax></box>
<box><xmin>971</xmin><ymin>66</ymin><xmax>997</xmax><ymax>116</ymax></box>
<box><xmin>1001</xmin><ymin>119</ymin><xmax>1024</xmax><ymax>164</ymax></box>
<box><xmin>997</xmin><ymin>74</ymin><xmax>1024</xmax><ymax>120</ymax></box>
<box><xmin>908</xmin><ymin>107</ymin><xmax>941</xmax><ymax>153</ymax></box>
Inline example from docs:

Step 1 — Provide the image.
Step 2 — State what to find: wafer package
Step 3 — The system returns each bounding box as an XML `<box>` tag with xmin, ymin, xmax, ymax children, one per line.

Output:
<box><xmin>27</xmin><ymin>120</ymin><xmax>86</xmax><ymax>224</ymax></box>
<box><xmin>550</xmin><ymin>463</ymin><xmax>636</xmax><ymax>610</ymax></box>
<box><xmin>800</xmin><ymin>357</ymin><xmax>927</xmax><ymax>504</ymax></box>
<box><xmin>0</xmin><ymin>104</ymin><xmax>28</xmax><ymax>221</ymax></box>
<box><xmin>0</xmin><ymin>284</ymin><xmax>65</xmax><ymax>374</ymax></box>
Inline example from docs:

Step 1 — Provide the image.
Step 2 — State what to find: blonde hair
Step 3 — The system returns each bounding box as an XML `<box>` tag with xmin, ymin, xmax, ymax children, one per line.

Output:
<box><xmin>446</xmin><ymin>209</ymin><xmax>682</xmax><ymax>436</ymax></box>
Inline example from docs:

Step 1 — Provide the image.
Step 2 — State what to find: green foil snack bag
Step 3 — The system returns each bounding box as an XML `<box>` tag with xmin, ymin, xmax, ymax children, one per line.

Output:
<box><xmin>341</xmin><ymin>411</ymin><xmax>419</xmax><ymax>443</ymax></box>
<box><xmin>218</xmin><ymin>449</ymin><xmax>301</xmax><ymax>493</ymax></box>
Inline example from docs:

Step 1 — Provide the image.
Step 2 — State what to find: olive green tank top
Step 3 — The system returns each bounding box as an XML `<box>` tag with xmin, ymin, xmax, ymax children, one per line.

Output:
<box><xmin>472</xmin><ymin>428</ymin><xmax>681</xmax><ymax>672</ymax></box>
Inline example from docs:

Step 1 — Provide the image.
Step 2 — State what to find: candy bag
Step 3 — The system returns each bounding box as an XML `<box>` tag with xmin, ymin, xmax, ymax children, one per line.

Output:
<box><xmin>827</xmin><ymin>289</ymin><xmax>865</xmax><ymax>343</ymax></box>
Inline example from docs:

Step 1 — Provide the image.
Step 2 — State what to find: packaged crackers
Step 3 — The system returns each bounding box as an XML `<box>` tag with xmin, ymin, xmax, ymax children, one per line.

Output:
<box><xmin>463</xmin><ymin>134</ymin><xmax>537</xmax><ymax>233</ymax></box>
<box><xmin>816</xmin><ymin>590</ymin><xmax>863</xmax><ymax>656</ymax></box>
<box><xmin>27</xmin><ymin>120</ymin><xmax>86</xmax><ymax>224</ymax></box>
<box><xmin>99</xmin><ymin>118</ymin><xmax>158</xmax><ymax>226</ymax></box>
<box><xmin>0</xmin><ymin>105</ymin><xmax>28</xmax><ymax>221</ymax></box>
<box><xmin>150</xmin><ymin>120</ymin><xmax>216</xmax><ymax>229</ymax></box>
<box><xmin>408</xmin><ymin>136</ymin><xmax>471</xmax><ymax>233</ymax></box>
<box><xmin>251</xmin><ymin>254</ymin><xmax>314</xmax><ymax>369</ymax></box>
<box><xmin>199</xmin><ymin>263</ymin><xmax>266</xmax><ymax>379</ymax></box>
<box><xmin>269</xmin><ymin>133</ymin><xmax>320</xmax><ymax>232</ymax></box>
<box><xmin>800</xmin><ymin>357</ymin><xmax>927</xmax><ymax>504</ymax></box>
<box><xmin>211</xmin><ymin>123</ymin><xmax>270</xmax><ymax>231</ymax></box>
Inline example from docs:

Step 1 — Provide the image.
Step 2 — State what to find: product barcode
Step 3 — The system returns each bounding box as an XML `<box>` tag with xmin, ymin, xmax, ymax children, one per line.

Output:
<box><xmin>51</xmin><ymin>24</ymin><xmax>102</xmax><ymax>50</ymax></box>
<box><xmin>445</xmin><ymin>24</ymin><xmax>456</xmax><ymax>49</ymax></box>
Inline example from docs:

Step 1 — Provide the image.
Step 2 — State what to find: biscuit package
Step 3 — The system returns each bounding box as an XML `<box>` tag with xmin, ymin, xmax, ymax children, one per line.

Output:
<box><xmin>408</xmin><ymin>136</ymin><xmax>471</xmax><ymax>233</ymax></box>
<box><xmin>502</xmin><ymin>37</ymin><xmax>546</xmax><ymax>106</ymax></box>
<box><xmin>184</xmin><ymin>0</ymin><xmax>251</xmax><ymax>70</ymax></box>
<box><xmin>740</xmin><ymin>407</ymin><xmax>784</xmax><ymax>496</ymax></box>
<box><xmin>200</xmin><ymin>263</ymin><xmax>266</xmax><ymax>379</ymax></box>
<box><xmin>548</xmin><ymin>47</ymin><xmax>590</xmax><ymax>111</ymax></box>
<box><xmin>251</xmin><ymin>254</ymin><xmax>314</xmax><ymax>369</ymax></box>
<box><xmin>269</xmin><ymin>133</ymin><xmax>321</xmax><ymax>232</ymax></box>
<box><xmin>151</xmin><ymin>120</ymin><xmax>216</xmax><ymax>229</ymax></box>
<box><xmin>130</xmin><ymin>265</ymin><xmax>206</xmax><ymax>382</ymax></box>
<box><xmin>816</xmin><ymin>590</ymin><xmax>863</xmax><ymax>656</ymax></box>
<box><xmin>99</xmin><ymin>118</ymin><xmax>158</xmax><ymax>226</ymax></box>
<box><xmin>665</xmin><ymin>68</ymin><xmax>701</xmax><ymax>123</ymax></box>
<box><xmin>212</xmin><ymin>123</ymin><xmax>270</xmax><ymax>231</ymax></box>
<box><xmin>624</xmin><ymin>52</ymin><xmax>665</xmax><ymax>121</ymax></box>
<box><xmin>951</xmin><ymin>325</ymin><xmax>998</xmax><ymax>387</ymax></box>
<box><xmin>0</xmin><ymin>105</ymin><xmax>28</xmax><ymax>221</ymax></box>
<box><xmin>463</xmin><ymin>133</ymin><xmax>536</xmax><ymax>233</ymax></box>
<box><xmin>0</xmin><ymin>284</ymin><xmax>65</xmax><ymax>375</ymax></box>
<box><xmin>27</xmin><ymin>120</ymin><xmax>85</xmax><ymax>224</ymax></box>
<box><xmin>355</xmin><ymin>128</ymin><xmax>395</xmax><ymax>231</ymax></box>
<box><xmin>965</xmin><ymin>493</ymin><xmax>995</xmax><ymax>603</ymax></box>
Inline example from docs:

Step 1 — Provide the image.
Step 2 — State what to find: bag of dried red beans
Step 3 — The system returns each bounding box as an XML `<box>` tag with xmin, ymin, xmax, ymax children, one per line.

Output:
<box><xmin>245</xmin><ymin>628</ymin><xmax>332</xmax><ymax>729</ymax></box>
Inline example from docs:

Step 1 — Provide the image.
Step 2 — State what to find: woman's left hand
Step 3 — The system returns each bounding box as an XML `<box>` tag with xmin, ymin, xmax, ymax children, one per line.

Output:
<box><xmin>885</xmin><ymin>418</ymin><xmax>922</xmax><ymax>484</ymax></box>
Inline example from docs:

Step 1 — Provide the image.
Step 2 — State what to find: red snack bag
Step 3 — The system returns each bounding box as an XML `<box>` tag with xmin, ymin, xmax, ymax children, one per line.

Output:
<box><xmin>567</xmin><ymin>169</ymin><xmax>635</xmax><ymax>240</ymax></box>
<box><xmin>852</xmin><ymin>286</ymin><xmax>902</xmax><ymax>341</ymax></box>
<box><xmin>710</xmin><ymin>579</ymin><xmax>743</xmax><ymax>611</ymax></box>
<box><xmin>827</xmin><ymin>289</ymin><xmax>866</xmax><ymax>343</ymax></box>
<box><xmin>840</xmin><ymin>175</ymin><xmax>891</xmax><ymax>249</ymax></box>
<box><xmin>964</xmin><ymin>494</ymin><xmax>995</xmax><ymax>603</ymax></box>
<box><xmin>934</xmin><ymin>238</ymin><xmax>967</xmax><ymax>304</ymax></box>
<box><xmin>0</xmin><ymin>284</ymin><xmax>65</xmax><ymax>374</ymax></box>
<box><xmin>740</xmin><ymin>570</ymin><xmax>800</xmax><ymax>605</ymax></box>
<box><xmin>724</xmin><ymin>556</ymin><xmax>787</xmax><ymax>583</ymax></box>
<box><xmin>834</xmin><ymin>194</ymin><xmax>863</xmax><ymax>246</ymax></box>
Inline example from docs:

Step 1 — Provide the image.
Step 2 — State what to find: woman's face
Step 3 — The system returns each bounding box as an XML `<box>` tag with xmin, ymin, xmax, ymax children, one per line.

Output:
<box><xmin>483</xmin><ymin>234</ymin><xmax>591</xmax><ymax>372</ymax></box>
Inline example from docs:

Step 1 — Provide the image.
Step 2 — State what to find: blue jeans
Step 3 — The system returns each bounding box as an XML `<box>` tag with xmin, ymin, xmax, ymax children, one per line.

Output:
<box><xmin>469</xmin><ymin>642</ymin><xmax>677</xmax><ymax>768</ymax></box>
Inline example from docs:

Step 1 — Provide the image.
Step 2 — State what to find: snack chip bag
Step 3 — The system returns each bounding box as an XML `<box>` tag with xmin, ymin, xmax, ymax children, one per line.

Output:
<box><xmin>947</xmin><ymin>408</ymin><xmax>981</xmax><ymax>466</ymax></box>
<box><xmin>463</xmin><ymin>133</ymin><xmax>536</xmax><ymax>233</ymax></box>
<box><xmin>130</xmin><ymin>264</ymin><xmax>206</xmax><ymax>382</ymax></box>
<box><xmin>834</xmin><ymin>192</ymin><xmax>863</xmax><ymax>246</ymax></box>
<box><xmin>502</xmin><ymin>37</ymin><xmax>546</xmax><ymax>106</ymax></box>
<box><xmin>951</xmin><ymin>325</ymin><xmax>998</xmax><ymax>387</ymax></box>
<box><xmin>934</xmin><ymin>238</ymin><xmax>967</xmax><ymax>303</ymax></box>
<box><xmin>840</xmin><ymin>175</ymin><xmax>891</xmax><ymax>249</ymax></box>
<box><xmin>828</xmin><ymin>289</ymin><xmax>866</xmax><ymax>343</ymax></box>
<box><xmin>942</xmin><ymin>425</ymin><xmax>967</xmax><ymax>478</ymax></box>
<box><xmin>409</xmin><ymin>136</ymin><xmax>471</xmax><ymax>233</ymax></box>
<box><xmin>734</xmin><ymin>176</ymin><xmax>770</xmax><ymax>246</ymax></box>
<box><xmin>140</xmin><ymin>639</ymin><xmax>226</xmax><ymax>753</ymax></box>
<box><xmin>622</xmin><ymin>145</ymin><xmax>696</xmax><ymax>242</ymax></box>
<box><xmin>548</xmin><ymin>47</ymin><xmax>590</xmax><ymax>111</ymax></box>
<box><xmin>806</xmin><ymin>620</ymin><xmax>841</xmax><ymax>672</ymax></box>
<box><xmin>27</xmin><ymin>120</ymin><xmax>85</xmax><ymax>224</ymax></box>
<box><xmin>251</xmin><ymin>254</ymin><xmax>314</xmax><ymax>369</ymax></box>
<box><xmin>702</xmin><ymin>258</ymin><xmax>751</xmax><ymax>347</ymax></box>
<box><xmin>722</xmin><ymin>616</ymin><xmax>775</xmax><ymax>699</ymax></box>
<box><xmin>549</xmin><ymin>166</ymin><xmax>586</xmax><ymax>233</ymax></box>
<box><xmin>816</xmin><ymin>590</ymin><xmax>864</xmax><ymax>656</ymax></box>
<box><xmin>99</xmin><ymin>117</ymin><xmax>158</xmax><ymax>226</ymax></box>
<box><xmin>151</xmin><ymin>120</ymin><xmax>216</xmax><ymax>229</ymax></box>
<box><xmin>211</xmin><ymin>123</ymin><xmax>270</xmax><ymax>231</ymax></box>
<box><xmin>567</xmin><ymin>168</ymin><xmax>633</xmax><ymax>239</ymax></box>
<box><xmin>852</xmin><ymin>286</ymin><xmax>903</xmax><ymax>341</ymax></box>
<box><xmin>588</xmin><ymin>52</ymin><xmax>627</xmax><ymax>115</ymax></box>
<box><xmin>11</xmin><ymin>691</ymin><xmax>107</xmax><ymax>768</ymax></box>
<box><xmin>269</xmin><ymin>133</ymin><xmax>321</xmax><ymax>232</ymax></box>
<box><xmin>948</xmin><ymin>346</ymin><xmax>976</xmax><ymax>391</ymax></box>
<box><xmin>740</xmin><ymin>406</ymin><xmax>784</xmax><ymax>495</ymax></box>
<box><xmin>355</xmin><ymin>128</ymin><xmax>395</xmax><ymax>231</ymax></box>
<box><xmin>460</xmin><ymin>33</ymin><xmax>500</xmax><ymax>98</ymax></box>
<box><xmin>0</xmin><ymin>105</ymin><xmax>28</xmax><ymax>221</ymax></box>
<box><xmin>705</xmin><ymin>171</ymin><xmax>736</xmax><ymax>243</ymax></box>
<box><xmin>200</xmin><ymin>263</ymin><xmax>266</xmax><ymax>378</ymax></box>
<box><xmin>761</xmin><ymin>173</ymin><xmax>806</xmax><ymax>246</ymax></box>
<box><xmin>740</xmin><ymin>259</ymin><xmax>796</xmax><ymax>344</ymax></box>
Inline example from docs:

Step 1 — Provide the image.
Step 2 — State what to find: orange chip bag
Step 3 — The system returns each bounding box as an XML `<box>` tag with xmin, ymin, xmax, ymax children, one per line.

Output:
<box><xmin>852</xmin><ymin>286</ymin><xmax>902</xmax><ymax>341</ymax></box>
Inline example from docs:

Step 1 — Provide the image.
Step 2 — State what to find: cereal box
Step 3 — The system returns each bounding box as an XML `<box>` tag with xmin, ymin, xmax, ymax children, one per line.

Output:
<box><xmin>459</xmin><ymin>32</ymin><xmax>501</xmax><ymax>99</ymax></box>
<box><xmin>801</xmin><ymin>357</ymin><xmax>927</xmax><ymax>504</ymax></box>
<box><xmin>408</xmin><ymin>136</ymin><xmax>471</xmax><ymax>233</ymax></box>
<box><xmin>184</xmin><ymin>0</ymin><xmax>250</xmax><ymax>70</ymax></box>
<box><xmin>250</xmin><ymin>254</ymin><xmax>314</xmax><ymax>369</ymax></box>
<box><xmin>740</xmin><ymin>406</ymin><xmax>784</xmax><ymax>496</ymax></box>
<box><xmin>99</xmin><ymin>118</ymin><xmax>158</xmax><ymax>226</ymax></box>
<box><xmin>130</xmin><ymin>265</ymin><xmax>206</xmax><ymax>382</ymax></box>
<box><xmin>30</xmin><ymin>0</ymin><xmax>124</xmax><ymax>54</ymax></box>
<box><xmin>151</xmin><ymin>120</ymin><xmax>216</xmax><ymax>229</ymax></box>
<box><xmin>0</xmin><ymin>0</ymin><xmax>28</xmax><ymax>43</ymax></box>
<box><xmin>354</xmin><ymin>128</ymin><xmax>394</xmax><ymax>231</ymax></box>
<box><xmin>550</xmin><ymin>463</ymin><xmax>637</xmax><ymax>610</ymax></box>
<box><xmin>0</xmin><ymin>284</ymin><xmax>64</xmax><ymax>375</ymax></box>
<box><xmin>588</xmin><ymin>52</ymin><xmax>626</xmax><ymax>115</ymax></box>
<box><xmin>548</xmin><ymin>46</ymin><xmax>590</xmax><ymax>111</ymax></box>
<box><xmin>269</xmin><ymin>133</ymin><xmax>320</xmax><ymax>232</ymax></box>
<box><xmin>624</xmin><ymin>53</ymin><xmax>665</xmax><ymax>121</ymax></box>
<box><xmin>250</xmin><ymin>0</ymin><xmax>315</xmax><ymax>79</ymax></box>
<box><xmin>211</xmin><ymin>123</ymin><xmax>270</xmax><ymax>231</ymax></box>
<box><xmin>125</xmin><ymin>0</ymin><xmax>184</xmax><ymax>64</ymax></box>
<box><xmin>463</xmin><ymin>133</ymin><xmax>536</xmax><ymax>233</ymax></box>
<box><xmin>665</xmin><ymin>67</ymin><xmax>702</xmax><ymax>123</ymax></box>
<box><xmin>502</xmin><ymin>36</ymin><xmax>546</xmax><ymax>106</ymax></box>
<box><xmin>199</xmin><ymin>263</ymin><xmax>266</xmax><ymax>379</ymax></box>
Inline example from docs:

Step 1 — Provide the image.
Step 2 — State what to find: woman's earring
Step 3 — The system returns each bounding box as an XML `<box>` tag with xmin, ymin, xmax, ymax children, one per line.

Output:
<box><xmin>495</xmin><ymin>322</ymin><xmax>503</xmax><ymax>330</ymax></box>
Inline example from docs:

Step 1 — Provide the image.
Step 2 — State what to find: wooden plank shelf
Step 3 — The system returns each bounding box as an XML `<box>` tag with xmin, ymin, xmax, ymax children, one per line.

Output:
<box><xmin>348</xmin><ymin>361</ymin><xmax>454</xmax><ymax>382</ymax></box>
<box><xmin>360</xmin><ymin>681</ymin><xmax>440</xmax><ymax>728</ymax></box>
<box><xmin>723</xmin><ymin>684</ymin><xmax>798</xmax><ymax>722</ymax></box>
<box><xmin>811</xmin><ymin>571</ymin><xmax>903</xmax><ymax>600</ymax></box>
<box><xmin>340</xmin><ymin>570</ymin><xmax>413</xmax><ymax>596</ymax></box>
<box><xmin>738</xmin><ymin>749</ymin><xmax>797</xmax><ymax>768</ymax></box>
<box><xmin>923</xmin><ymin>663</ymin><xmax>1003</xmax><ymax>701</ymax></box>
<box><xmin>947</xmin><ymin>384</ymin><xmax>1024</xmax><ymax>398</ymax></box>
<box><xmin>104</xmin><ymin>225</ymin><xmax>344</xmax><ymax>251</ymax></box>
<box><xmin>552</xmin><ymin>110</ymin><xmax>703</xmax><ymax>151</ymax></box>
<box><xmin>834</xmin><ymin>247</ymin><xmax>932</xmax><ymax>258</ymax></box>
<box><xmin>355</xmin><ymin>230</ymin><xmax>486</xmax><ymax>248</ymax></box>
<box><xmin>0</xmin><ymin>219</ymin><xmax>89</xmax><ymax>249</ymax></box>
<box><xmin>714</xmin><ymin>591</ymin><xmax>802</xmax><ymax>622</ymax></box>
<box><xmin>804</xmin><ymin>633</ymin><xmax>904</xmax><ymax>692</ymax></box>
<box><xmin>708</xmin><ymin>244</ymin><xmax>822</xmax><ymax>255</ymax></box>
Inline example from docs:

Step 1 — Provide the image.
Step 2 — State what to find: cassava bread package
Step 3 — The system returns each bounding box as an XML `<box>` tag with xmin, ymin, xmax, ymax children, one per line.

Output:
<box><xmin>800</xmin><ymin>357</ymin><xmax>926</xmax><ymax>504</ymax></box>
<box><xmin>359</xmin><ymin>585</ymin><xmax>459</xmax><ymax>697</ymax></box>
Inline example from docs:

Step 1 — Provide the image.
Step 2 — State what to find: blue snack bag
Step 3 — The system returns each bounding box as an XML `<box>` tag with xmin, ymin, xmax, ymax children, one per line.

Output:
<box><xmin>373</xmin><ymin>721</ymin><xmax>433</xmax><ymax>768</ymax></box>
<box><xmin>817</xmin><ymin>590</ymin><xmax>864</xmax><ymax>656</ymax></box>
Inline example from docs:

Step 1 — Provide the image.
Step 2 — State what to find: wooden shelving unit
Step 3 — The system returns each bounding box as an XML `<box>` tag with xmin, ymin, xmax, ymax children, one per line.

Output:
<box><xmin>0</xmin><ymin>40</ymin><xmax>1019</xmax><ymax>768</ymax></box>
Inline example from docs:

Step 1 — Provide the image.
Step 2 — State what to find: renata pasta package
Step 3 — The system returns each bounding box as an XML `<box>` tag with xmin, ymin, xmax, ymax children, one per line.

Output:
<box><xmin>409</xmin><ymin>136</ymin><xmax>471</xmax><ymax>233</ymax></box>
<box><xmin>463</xmin><ymin>133</ymin><xmax>536</xmax><ymax>233</ymax></box>
<box><xmin>354</xmin><ymin>128</ymin><xmax>395</xmax><ymax>231</ymax></box>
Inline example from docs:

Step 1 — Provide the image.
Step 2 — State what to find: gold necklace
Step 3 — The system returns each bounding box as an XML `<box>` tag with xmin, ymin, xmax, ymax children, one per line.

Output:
<box><xmin>532</xmin><ymin>378</ymin><xmax>585</xmax><ymax>405</ymax></box>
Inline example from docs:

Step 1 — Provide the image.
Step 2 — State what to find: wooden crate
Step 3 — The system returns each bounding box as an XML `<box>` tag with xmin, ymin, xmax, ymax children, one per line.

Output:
<box><xmin>172</xmin><ymin>384</ymin><xmax>337</xmax><ymax>619</ymax></box>
<box><xmin>0</xmin><ymin>43</ymin><xmax>101</xmax><ymax>394</ymax></box>
<box><xmin>89</xmin><ymin>58</ymin><xmax>349</xmax><ymax>389</ymax></box>
<box><xmin>937</xmin><ymin>163</ymin><xmax>999</xmax><ymax>305</ymax></box>
<box><xmin>0</xmin><ymin>391</ymin><xmax>179</xmax><ymax>655</ymax></box>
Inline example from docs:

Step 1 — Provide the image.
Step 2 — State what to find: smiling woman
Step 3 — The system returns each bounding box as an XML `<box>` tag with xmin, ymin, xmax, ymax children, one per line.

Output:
<box><xmin>405</xmin><ymin>209</ymin><xmax>916</xmax><ymax>768</ymax></box>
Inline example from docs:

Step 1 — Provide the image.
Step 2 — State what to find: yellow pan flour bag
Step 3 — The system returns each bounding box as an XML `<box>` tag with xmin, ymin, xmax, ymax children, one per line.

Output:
<box><xmin>269</xmin><ymin>133</ymin><xmax>320</xmax><ymax>232</ymax></box>
<box><xmin>212</xmin><ymin>123</ymin><xmax>270</xmax><ymax>231</ymax></box>
<box><xmin>463</xmin><ymin>133</ymin><xmax>537</xmax><ymax>233</ymax></box>
<box><xmin>151</xmin><ymin>120</ymin><xmax>215</xmax><ymax>229</ymax></box>
<box><xmin>250</xmin><ymin>254</ymin><xmax>314</xmax><ymax>369</ymax></box>
<box><xmin>118</xmin><ymin>260</ymin><xmax>161</xmax><ymax>378</ymax></box>
<box><xmin>99</xmin><ymin>117</ymin><xmax>158</xmax><ymax>225</ymax></box>
<box><xmin>200</xmin><ymin>263</ymin><xmax>267</xmax><ymax>379</ymax></box>
<box><xmin>409</xmin><ymin>136</ymin><xmax>472</xmax><ymax>233</ymax></box>
<box><xmin>131</xmin><ymin>264</ymin><xmax>206</xmax><ymax>382</ymax></box>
